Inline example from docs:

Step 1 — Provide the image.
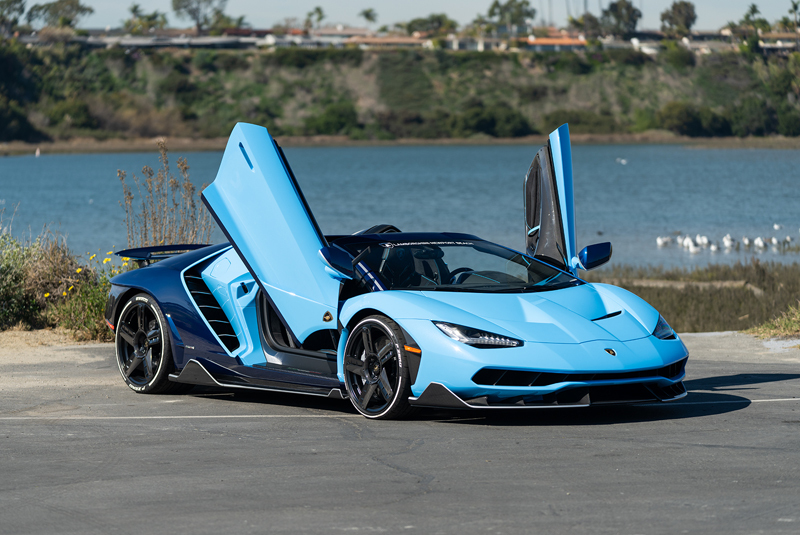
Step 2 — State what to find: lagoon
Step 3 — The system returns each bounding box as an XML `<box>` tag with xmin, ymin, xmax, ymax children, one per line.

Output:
<box><xmin>1</xmin><ymin>143</ymin><xmax>799</xmax><ymax>269</ymax></box>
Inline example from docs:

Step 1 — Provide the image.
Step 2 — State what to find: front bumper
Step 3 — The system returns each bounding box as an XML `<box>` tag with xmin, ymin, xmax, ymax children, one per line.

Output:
<box><xmin>399</xmin><ymin>319</ymin><xmax>690</xmax><ymax>406</ymax></box>
<box><xmin>409</xmin><ymin>380</ymin><xmax>687</xmax><ymax>409</ymax></box>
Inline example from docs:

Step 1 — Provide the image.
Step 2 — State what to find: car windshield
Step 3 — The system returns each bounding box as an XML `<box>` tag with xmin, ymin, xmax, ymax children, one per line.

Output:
<box><xmin>342</xmin><ymin>239</ymin><xmax>581</xmax><ymax>293</ymax></box>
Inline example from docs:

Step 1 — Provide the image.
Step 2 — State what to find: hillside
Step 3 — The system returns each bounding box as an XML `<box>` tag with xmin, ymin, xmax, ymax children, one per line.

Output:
<box><xmin>1</xmin><ymin>41</ymin><xmax>798</xmax><ymax>142</ymax></box>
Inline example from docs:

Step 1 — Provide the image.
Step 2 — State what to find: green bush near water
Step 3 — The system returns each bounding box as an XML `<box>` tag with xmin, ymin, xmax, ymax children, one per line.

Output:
<box><xmin>0</xmin><ymin>229</ymin><xmax>114</xmax><ymax>340</ymax></box>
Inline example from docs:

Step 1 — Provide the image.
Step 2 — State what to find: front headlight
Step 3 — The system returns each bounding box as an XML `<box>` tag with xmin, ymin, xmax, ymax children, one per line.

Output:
<box><xmin>433</xmin><ymin>322</ymin><xmax>523</xmax><ymax>348</ymax></box>
<box><xmin>653</xmin><ymin>315</ymin><xmax>677</xmax><ymax>340</ymax></box>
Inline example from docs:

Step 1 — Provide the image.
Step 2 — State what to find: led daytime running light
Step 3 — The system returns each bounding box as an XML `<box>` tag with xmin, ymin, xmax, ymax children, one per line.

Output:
<box><xmin>434</xmin><ymin>322</ymin><xmax>522</xmax><ymax>348</ymax></box>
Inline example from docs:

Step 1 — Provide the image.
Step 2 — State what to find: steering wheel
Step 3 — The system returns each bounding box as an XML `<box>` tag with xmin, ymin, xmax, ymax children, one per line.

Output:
<box><xmin>449</xmin><ymin>267</ymin><xmax>475</xmax><ymax>284</ymax></box>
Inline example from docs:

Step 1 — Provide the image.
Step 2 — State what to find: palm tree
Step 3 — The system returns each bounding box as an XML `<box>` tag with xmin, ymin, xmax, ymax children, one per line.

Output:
<box><xmin>791</xmin><ymin>1</ymin><xmax>800</xmax><ymax>48</ymax></box>
<box><xmin>359</xmin><ymin>8</ymin><xmax>377</xmax><ymax>27</ymax></box>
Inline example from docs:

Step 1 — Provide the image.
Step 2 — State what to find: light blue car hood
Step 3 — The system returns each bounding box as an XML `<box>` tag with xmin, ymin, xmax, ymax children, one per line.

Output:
<box><xmin>395</xmin><ymin>283</ymin><xmax>660</xmax><ymax>344</ymax></box>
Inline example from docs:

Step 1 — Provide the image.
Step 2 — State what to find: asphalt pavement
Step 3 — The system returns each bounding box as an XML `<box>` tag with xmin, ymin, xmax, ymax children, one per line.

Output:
<box><xmin>1</xmin><ymin>331</ymin><xmax>799</xmax><ymax>534</ymax></box>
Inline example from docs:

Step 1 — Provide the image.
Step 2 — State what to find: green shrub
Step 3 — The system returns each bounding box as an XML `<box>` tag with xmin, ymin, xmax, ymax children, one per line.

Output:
<box><xmin>452</xmin><ymin>102</ymin><xmax>534</xmax><ymax>138</ymax></box>
<box><xmin>777</xmin><ymin>106</ymin><xmax>800</xmax><ymax>136</ymax></box>
<box><xmin>46</xmin><ymin>98</ymin><xmax>96</xmax><ymax>128</ymax></box>
<box><xmin>377</xmin><ymin>51</ymin><xmax>434</xmax><ymax>111</ymax></box>
<box><xmin>661</xmin><ymin>42</ymin><xmax>695</xmax><ymax>69</ymax></box>
<box><xmin>606</xmin><ymin>48</ymin><xmax>652</xmax><ymax>66</ymax></box>
<box><xmin>216</xmin><ymin>53</ymin><xmax>250</xmax><ymax>71</ymax></box>
<box><xmin>0</xmin><ymin>233</ymin><xmax>40</xmax><ymax>329</ymax></box>
<box><xmin>304</xmin><ymin>102</ymin><xmax>359</xmax><ymax>135</ymax></box>
<box><xmin>657</xmin><ymin>101</ymin><xmax>702</xmax><ymax>136</ymax></box>
<box><xmin>768</xmin><ymin>69</ymin><xmax>795</xmax><ymax>98</ymax></box>
<box><xmin>0</xmin><ymin>95</ymin><xmax>42</xmax><ymax>141</ymax></box>
<box><xmin>263</xmin><ymin>48</ymin><xmax>363</xmax><ymax>68</ymax></box>
<box><xmin>548</xmin><ymin>52</ymin><xmax>592</xmax><ymax>75</ymax></box>
<box><xmin>541</xmin><ymin>109</ymin><xmax>618</xmax><ymax>134</ymax></box>
<box><xmin>517</xmin><ymin>84</ymin><xmax>549</xmax><ymax>103</ymax></box>
<box><xmin>655</xmin><ymin>101</ymin><xmax>730</xmax><ymax>137</ymax></box>
<box><xmin>728</xmin><ymin>97</ymin><xmax>776</xmax><ymax>137</ymax></box>
<box><xmin>192</xmin><ymin>50</ymin><xmax>217</xmax><ymax>72</ymax></box>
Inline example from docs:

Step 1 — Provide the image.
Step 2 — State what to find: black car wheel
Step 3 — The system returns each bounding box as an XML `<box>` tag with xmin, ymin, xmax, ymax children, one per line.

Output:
<box><xmin>115</xmin><ymin>293</ymin><xmax>181</xmax><ymax>394</ymax></box>
<box><xmin>344</xmin><ymin>315</ymin><xmax>413</xmax><ymax>419</ymax></box>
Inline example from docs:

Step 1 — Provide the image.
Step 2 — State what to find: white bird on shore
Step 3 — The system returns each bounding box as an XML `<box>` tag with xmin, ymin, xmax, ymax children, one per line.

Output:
<box><xmin>687</xmin><ymin>242</ymin><xmax>701</xmax><ymax>254</ymax></box>
<box><xmin>754</xmin><ymin>237</ymin><xmax>766</xmax><ymax>248</ymax></box>
<box><xmin>742</xmin><ymin>236</ymin><xmax>751</xmax><ymax>247</ymax></box>
<box><xmin>682</xmin><ymin>236</ymin><xmax>695</xmax><ymax>248</ymax></box>
<box><xmin>656</xmin><ymin>236</ymin><xmax>673</xmax><ymax>247</ymax></box>
<box><xmin>710</xmin><ymin>243</ymin><xmax>719</xmax><ymax>252</ymax></box>
<box><xmin>771</xmin><ymin>236</ymin><xmax>779</xmax><ymax>246</ymax></box>
<box><xmin>774</xmin><ymin>223</ymin><xmax>783</xmax><ymax>230</ymax></box>
<box><xmin>695</xmin><ymin>234</ymin><xmax>709</xmax><ymax>246</ymax></box>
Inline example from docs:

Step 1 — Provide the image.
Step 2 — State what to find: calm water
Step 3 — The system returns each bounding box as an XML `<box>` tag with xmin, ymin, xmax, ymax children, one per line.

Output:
<box><xmin>1</xmin><ymin>144</ymin><xmax>799</xmax><ymax>269</ymax></box>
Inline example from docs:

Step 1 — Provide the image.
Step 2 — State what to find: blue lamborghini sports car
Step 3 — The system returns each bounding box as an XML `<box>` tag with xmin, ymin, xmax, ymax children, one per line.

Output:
<box><xmin>104</xmin><ymin>123</ymin><xmax>689</xmax><ymax>419</ymax></box>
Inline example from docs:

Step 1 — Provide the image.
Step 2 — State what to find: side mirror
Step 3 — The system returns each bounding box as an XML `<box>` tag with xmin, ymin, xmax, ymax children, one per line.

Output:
<box><xmin>578</xmin><ymin>242</ymin><xmax>612</xmax><ymax>271</ymax></box>
<box><xmin>319</xmin><ymin>245</ymin><xmax>354</xmax><ymax>280</ymax></box>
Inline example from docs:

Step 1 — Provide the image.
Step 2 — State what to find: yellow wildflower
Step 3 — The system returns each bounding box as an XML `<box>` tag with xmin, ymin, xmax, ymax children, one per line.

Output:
<box><xmin>76</xmin><ymin>268</ymin><xmax>82</xmax><ymax>274</ymax></box>
<box><xmin>68</xmin><ymin>285</ymin><xmax>74</xmax><ymax>291</ymax></box>
<box><xmin>122</xmin><ymin>257</ymin><xmax>130</xmax><ymax>261</ymax></box>
<box><xmin>106</xmin><ymin>251</ymin><xmax>113</xmax><ymax>255</ymax></box>
<box><xmin>44</xmin><ymin>293</ymin><xmax>50</xmax><ymax>298</ymax></box>
<box><xmin>89</xmin><ymin>254</ymin><xmax>96</xmax><ymax>260</ymax></box>
<box><xmin>122</xmin><ymin>262</ymin><xmax>128</xmax><ymax>267</ymax></box>
<box><xmin>62</xmin><ymin>291</ymin><xmax>67</xmax><ymax>296</ymax></box>
<box><xmin>103</xmin><ymin>257</ymin><xmax>111</xmax><ymax>264</ymax></box>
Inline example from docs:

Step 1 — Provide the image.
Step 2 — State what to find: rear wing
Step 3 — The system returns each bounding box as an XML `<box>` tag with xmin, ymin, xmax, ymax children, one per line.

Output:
<box><xmin>115</xmin><ymin>244</ymin><xmax>211</xmax><ymax>267</ymax></box>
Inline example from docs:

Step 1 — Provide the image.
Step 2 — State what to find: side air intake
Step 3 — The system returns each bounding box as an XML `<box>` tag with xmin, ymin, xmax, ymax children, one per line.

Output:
<box><xmin>183</xmin><ymin>264</ymin><xmax>240</xmax><ymax>353</ymax></box>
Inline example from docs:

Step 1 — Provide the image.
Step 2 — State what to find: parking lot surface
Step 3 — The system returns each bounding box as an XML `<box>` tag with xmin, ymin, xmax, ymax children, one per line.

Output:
<box><xmin>1</xmin><ymin>331</ymin><xmax>799</xmax><ymax>534</ymax></box>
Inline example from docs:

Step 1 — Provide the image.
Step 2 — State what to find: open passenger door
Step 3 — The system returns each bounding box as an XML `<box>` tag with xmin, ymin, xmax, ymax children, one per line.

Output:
<box><xmin>524</xmin><ymin>124</ymin><xmax>578</xmax><ymax>275</ymax></box>
<box><xmin>202</xmin><ymin>123</ymin><xmax>340</xmax><ymax>344</ymax></box>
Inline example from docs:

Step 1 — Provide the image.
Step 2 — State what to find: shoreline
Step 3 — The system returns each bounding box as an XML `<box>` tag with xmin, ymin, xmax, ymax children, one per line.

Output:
<box><xmin>3</xmin><ymin>131</ymin><xmax>800</xmax><ymax>156</ymax></box>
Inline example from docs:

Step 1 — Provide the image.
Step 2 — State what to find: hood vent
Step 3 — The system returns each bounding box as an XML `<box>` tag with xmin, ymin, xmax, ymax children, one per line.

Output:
<box><xmin>592</xmin><ymin>310</ymin><xmax>622</xmax><ymax>321</ymax></box>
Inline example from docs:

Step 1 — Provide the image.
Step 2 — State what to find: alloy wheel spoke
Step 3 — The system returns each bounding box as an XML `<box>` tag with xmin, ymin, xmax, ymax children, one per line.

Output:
<box><xmin>137</xmin><ymin>304</ymin><xmax>146</xmax><ymax>331</ymax></box>
<box><xmin>361</xmin><ymin>327</ymin><xmax>374</xmax><ymax>356</ymax></box>
<box><xmin>377</xmin><ymin>341</ymin><xmax>393</xmax><ymax>364</ymax></box>
<box><xmin>378</xmin><ymin>369</ymin><xmax>394</xmax><ymax>399</ymax></box>
<box><xmin>360</xmin><ymin>383</ymin><xmax>377</xmax><ymax>409</ymax></box>
<box><xmin>118</xmin><ymin>323</ymin><xmax>136</xmax><ymax>346</ymax></box>
<box><xmin>143</xmin><ymin>348</ymin><xmax>154</xmax><ymax>380</ymax></box>
<box><xmin>345</xmin><ymin>356</ymin><xmax>365</xmax><ymax>376</ymax></box>
<box><xmin>125</xmin><ymin>356</ymin><xmax>142</xmax><ymax>378</ymax></box>
<box><xmin>146</xmin><ymin>327</ymin><xmax>160</xmax><ymax>347</ymax></box>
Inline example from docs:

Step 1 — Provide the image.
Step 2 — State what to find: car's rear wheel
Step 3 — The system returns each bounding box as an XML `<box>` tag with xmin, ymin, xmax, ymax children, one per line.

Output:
<box><xmin>344</xmin><ymin>315</ymin><xmax>414</xmax><ymax>419</ymax></box>
<box><xmin>115</xmin><ymin>293</ymin><xmax>181</xmax><ymax>394</ymax></box>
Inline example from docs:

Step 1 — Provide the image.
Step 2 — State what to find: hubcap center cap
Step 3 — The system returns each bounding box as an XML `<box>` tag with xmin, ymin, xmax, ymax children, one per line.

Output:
<box><xmin>133</xmin><ymin>331</ymin><xmax>147</xmax><ymax>355</ymax></box>
<box><xmin>365</xmin><ymin>356</ymin><xmax>381</xmax><ymax>383</ymax></box>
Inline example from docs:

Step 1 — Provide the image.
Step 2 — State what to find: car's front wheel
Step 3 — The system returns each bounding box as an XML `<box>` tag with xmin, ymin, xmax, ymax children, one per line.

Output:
<box><xmin>115</xmin><ymin>293</ymin><xmax>181</xmax><ymax>394</ymax></box>
<box><xmin>343</xmin><ymin>315</ymin><xmax>414</xmax><ymax>419</ymax></box>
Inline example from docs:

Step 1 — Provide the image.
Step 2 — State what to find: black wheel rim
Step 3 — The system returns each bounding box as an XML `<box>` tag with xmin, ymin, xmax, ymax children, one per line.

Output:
<box><xmin>117</xmin><ymin>302</ymin><xmax>163</xmax><ymax>386</ymax></box>
<box><xmin>344</xmin><ymin>322</ymin><xmax>400</xmax><ymax>415</ymax></box>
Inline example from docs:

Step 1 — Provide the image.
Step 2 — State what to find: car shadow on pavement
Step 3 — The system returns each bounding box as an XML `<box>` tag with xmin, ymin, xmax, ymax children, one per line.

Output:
<box><xmin>179</xmin><ymin>372</ymin><xmax>800</xmax><ymax>425</ymax></box>
<box><xmin>684</xmin><ymin>373</ymin><xmax>800</xmax><ymax>394</ymax></box>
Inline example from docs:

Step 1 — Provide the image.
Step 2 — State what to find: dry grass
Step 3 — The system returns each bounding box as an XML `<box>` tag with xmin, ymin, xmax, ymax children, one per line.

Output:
<box><xmin>118</xmin><ymin>138</ymin><xmax>214</xmax><ymax>248</ymax></box>
<box><xmin>746</xmin><ymin>304</ymin><xmax>800</xmax><ymax>339</ymax></box>
<box><xmin>585</xmin><ymin>259</ymin><xmax>800</xmax><ymax>333</ymax></box>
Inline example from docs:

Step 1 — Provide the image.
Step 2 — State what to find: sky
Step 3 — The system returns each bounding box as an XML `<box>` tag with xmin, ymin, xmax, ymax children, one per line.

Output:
<box><xmin>78</xmin><ymin>1</ymin><xmax>791</xmax><ymax>32</ymax></box>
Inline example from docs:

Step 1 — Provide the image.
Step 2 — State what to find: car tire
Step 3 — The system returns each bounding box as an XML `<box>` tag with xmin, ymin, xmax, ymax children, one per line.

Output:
<box><xmin>343</xmin><ymin>315</ymin><xmax>414</xmax><ymax>420</ymax></box>
<box><xmin>114</xmin><ymin>292</ymin><xmax>183</xmax><ymax>394</ymax></box>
